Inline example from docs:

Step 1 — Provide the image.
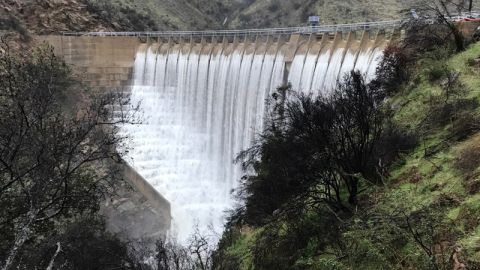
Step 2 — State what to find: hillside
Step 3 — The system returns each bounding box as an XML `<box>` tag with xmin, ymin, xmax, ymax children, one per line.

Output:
<box><xmin>102</xmin><ymin>0</ymin><xmax>415</xmax><ymax>29</ymax></box>
<box><xmin>107</xmin><ymin>0</ymin><xmax>416</xmax><ymax>29</ymax></box>
<box><xmin>227</xmin><ymin>0</ymin><xmax>415</xmax><ymax>28</ymax></box>
<box><xmin>1</xmin><ymin>0</ymin><xmax>415</xmax><ymax>36</ymax></box>
<box><xmin>213</xmin><ymin>36</ymin><xmax>480</xmax><ymax>270</ymax></box>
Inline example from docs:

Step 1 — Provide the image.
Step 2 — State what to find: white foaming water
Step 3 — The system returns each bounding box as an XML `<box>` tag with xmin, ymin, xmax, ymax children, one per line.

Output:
<box><xmin>121</xmin><ymin>41</ymin><xmax>382</xmax><ymax>242</ymax></box>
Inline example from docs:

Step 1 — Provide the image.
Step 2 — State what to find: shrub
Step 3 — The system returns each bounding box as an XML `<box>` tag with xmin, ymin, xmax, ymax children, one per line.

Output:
<box><xmin>372</xmin><ymin>45</ymin><xmax>410</xmax><ymax>95</ymax></box>
<box><xmin>268</xmin><ymin>2</ymin><xmax>280</xmax><ymax>12</ymax></box>
<box><xmin>371</xmin><ymin>123</ymin><xmax>419</xmax><ymax>173</ymax></box>
<box><xmin>426</xmin><ymin>62</ymin><xmax>449</xmax><ymax>82</ymax></box>
<box><xmin>0</xmin><ymin>15</ymin><xmax>30</xmax><ymax>40</ymax></box>
<box><xmin>454</xmin><ymin>139</ymin><xmax>480</xmax><ymax>176</ymax></box>
<box><xmin>448</xmin><ymin>111</ymin><xmax>480</xmax><ymax>141</ymax></box>
<box><xmin>425</xmin><ymin>98</ymin><xmax>479</xmax><ymax>131</ymax></box>
<box><xmin>20</xmin><ymin>218</ymin><xmax>133</xmax><ymax>269</ymax></box>
<box><xmin>85</xmin><ymin>0</ymin><xmax>158</xmax><ymax>31</ymax></box>
<box><xmin>458</xmin><ymin>204</ymin><xmax>480</xmax><ymax>232</ymax></box>
<box><xmin>251</xmin><ymin>211</ymin><xmax>341</xmax><ymax>270</ymax></box>
<box><xmin>403</xmin><ymin>19</ymin><xmax>463</xmax><ymax>56</ymax></box>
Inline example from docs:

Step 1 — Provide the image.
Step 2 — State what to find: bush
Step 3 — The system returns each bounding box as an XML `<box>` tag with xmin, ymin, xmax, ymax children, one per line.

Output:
<box><xmin>403</xmin><ymin>19</ymin><xmax>463</xmax><ymax>56</ymax></box>
<box><xmin>371</xmin><ymin>123</ymin><xmax>419</xmax><ymax>172</ymax></box>
<box><xmin>85</xmin><ymin>0</ymin><xmax>158</xmax><ymax>31</ymax></box>
<box><xmin>19</xmin><ymin>218</ymin><xmax>133</xmax><ymax>269</ymax></box>
<box><xmin>268</xmin><ymin>2</ymin><xmax>280</xmax><ymax>12</ymax></box>
<box><xmin>458</xmin><ymin>204</ymin><xmax>480</xmax><ymax>232</ymax></box>
<box><xmin>0</xmin><ymin>15</ymin><xmax>30</xmax><ymax>40</ymax></box>
<box><xmin>454</xmin><ymin>139</ymin><xmax>480</xmax><ymax>176</ymax></box>
<box><xmin>372</xmin><ymin>45</ymin><xmax>410</xmax><ymax>95</ymax></box>
<box><xmin>448</xmin><ymin>111</ymin><xmax>480</xmax><ymax>141</ymax></box>
<box><xmin>426</xmin><ymin>62</ymin><xmax>449</xmax><ymax>82</ymax></box>
<box><xmin>251</xmin><ymin>211</ymin><xmax>341</xmax><ymax>270</ymax></box>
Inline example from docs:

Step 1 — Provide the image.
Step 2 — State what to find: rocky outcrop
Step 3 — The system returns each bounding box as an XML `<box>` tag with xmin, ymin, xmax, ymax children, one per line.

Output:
<box><xmin>1</xmin><ymin>0</ymin><xmax>115</xmax><ymax>34</ymax></box>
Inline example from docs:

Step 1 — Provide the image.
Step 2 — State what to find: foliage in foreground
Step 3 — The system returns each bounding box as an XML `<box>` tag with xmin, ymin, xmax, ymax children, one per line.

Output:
<box><xmin>0</xmin><ymin>40</ymin><xmax>143</xmax><ymax>269</ymax></box>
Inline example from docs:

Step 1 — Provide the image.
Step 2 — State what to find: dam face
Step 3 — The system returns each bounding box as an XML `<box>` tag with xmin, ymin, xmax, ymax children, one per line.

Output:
<box><xmin>122</xmin><ymin>30</ymin><xmax>392</xmax><ymax>241</ymax></box>
<box><xmin>41</xmin><ymin>27</ymin><xmax>397</xmax><ymax>242</ymax></box>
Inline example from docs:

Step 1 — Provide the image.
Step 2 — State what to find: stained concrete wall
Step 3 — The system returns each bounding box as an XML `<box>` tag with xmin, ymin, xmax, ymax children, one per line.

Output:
<box><xmin>37</xmin><ymin>36</ymin><xmax>141</xmax><ymax>89</ymax></box>
<box><xmin>101</xmin><ymin>162</ymin><xmax>171</xmax><ymax>241</ymax></box>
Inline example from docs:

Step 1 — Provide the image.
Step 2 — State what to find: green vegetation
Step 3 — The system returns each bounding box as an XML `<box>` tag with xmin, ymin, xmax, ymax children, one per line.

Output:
<box><xmin>214</xmin><ymin>29</ymin><xmax>480</xmax><ymax>270</ymax></box>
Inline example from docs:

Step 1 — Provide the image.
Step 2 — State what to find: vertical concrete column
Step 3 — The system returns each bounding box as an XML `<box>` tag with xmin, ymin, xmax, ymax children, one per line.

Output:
<box><xmin>390</xmin><ymin>28</ymin><xmax>402</xmax><ymax>44</ymax></box>
<box><xmin>326</xmin><ymin>31</ymin><xmax>343</xmax><ymax>67</ymax></box>
<box><xmin>253</xmin><ymin>34</ymin><xmax>260</xmax><ymax>52</ymax></box>
<box><xmin>268</xmin><ymin>34</ymin><xmax>286</xmax><ymax>85</ymax></box>
<box><xmin>340</xmin><ymin>31</ymin><xmax>357</xmax><ymax>66</ymax></box>
<box><xmin>374</xmin><ymin>29</ymin><xmax>387</xmax><ymax>48</ymax></box>
<box><xmin>283</xmin><ymin>33</ymin><xmax>306</xmax><ymax>85</ymax></box>
<box><xmin>263</xmin><ymin>34</ymin><xmax>274</xmax><ymax>62</ymax></box>
<box><xmin>353</xmin><ymin>30</ymin><xmax>371</xmax><ymax>68</ymax></box>
<box><xmin>232</xmin><ymin>34</ymin><xmax>240</xmax><ymax>52</ymax></box>
<box><xmin>187</xmin><ymin>35</ymin><xmax>194</xmax><ymax>60</ymax></box>
<box><xmin>221</xmin><ymin>35</ymin><xmax>229</xmax><ymax>52</ymax></box>
<box><xmin>166</xmin><ymin>36</ymin><xmax>174</xmax><ymax>54</ymax></box>
<box><xmin>285</xmin><ymin>33</ymin><xmax>302</xmax><ymax>63</ymax></box>
<box><xmin>305</xmin><ymin>33</ymin><xmax>328</xmax><ymax>91</ymax></box>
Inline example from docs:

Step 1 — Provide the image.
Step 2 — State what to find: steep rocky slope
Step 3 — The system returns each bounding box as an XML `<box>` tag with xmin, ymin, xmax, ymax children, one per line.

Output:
<box><xmin>228</xmin><ymin>0</ymin><xmax>416</xmax><ymax>28</ymax></box>
<box><xmin>109</xmin><ymin>0</ymin><xmax>415</xmax><ymax>29</ymax></box>
<box><xmin>1</xmin><ymin>0</ymin><xmax>416</xmax><ymax>36</ymax></box>
<box><xmin>0</xmin><ymin>0</ymin><xmax>161</xmax><ymax>35</ymax></box>
<box><xmin>1</xmin><ymin>0</ymin><xmax>113</xmax><ymax>34</ymax></box>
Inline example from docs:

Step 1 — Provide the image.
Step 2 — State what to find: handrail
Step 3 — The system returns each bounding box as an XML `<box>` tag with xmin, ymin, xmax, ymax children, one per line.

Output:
<box><xmin>61</xmin><ymin>11</ymin><xmax>480</xmax><ymax>38</ymax></box>
<box><xmin>62</xmin><ymin>20</ymin><xmax>403</xmax><ymax>37</ymax></box>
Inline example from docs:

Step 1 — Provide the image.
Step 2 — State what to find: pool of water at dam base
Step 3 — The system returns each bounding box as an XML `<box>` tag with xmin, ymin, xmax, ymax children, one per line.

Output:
<box><xmin>119</xmin><ymin>40</ymin><xmax>384</xmax><ymax>242</ymax></box>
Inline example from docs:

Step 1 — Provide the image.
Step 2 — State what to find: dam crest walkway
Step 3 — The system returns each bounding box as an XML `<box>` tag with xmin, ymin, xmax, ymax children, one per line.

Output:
<box><xmin>62</xmin><ymin>20</ymin><xmax>402</xmax><ymax>38</ymax></box>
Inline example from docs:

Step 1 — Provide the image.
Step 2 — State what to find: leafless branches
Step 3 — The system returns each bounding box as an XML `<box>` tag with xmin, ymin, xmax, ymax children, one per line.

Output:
<box><xmin>0</xmin><ymin>39</ymin><xmax>139</xmax><ymax>269</ymax></box>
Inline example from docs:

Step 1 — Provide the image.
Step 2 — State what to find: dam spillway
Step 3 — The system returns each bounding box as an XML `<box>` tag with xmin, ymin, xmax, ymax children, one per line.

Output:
<box><xmin>120</xmin><ymin>30</ymin><xmax>392</xmax><ymax>241</ymax></box>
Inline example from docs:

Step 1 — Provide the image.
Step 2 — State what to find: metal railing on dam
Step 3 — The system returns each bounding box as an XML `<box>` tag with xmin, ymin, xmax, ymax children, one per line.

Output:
<box><xmin>61</xmin><ymin>10</ymin><xmax>480</xmax><ymax>38</ymax></box>
<box><xmin>62</xmin><ymin>20</ymin><xmax>402</xmax><ymax>38</ymax></box>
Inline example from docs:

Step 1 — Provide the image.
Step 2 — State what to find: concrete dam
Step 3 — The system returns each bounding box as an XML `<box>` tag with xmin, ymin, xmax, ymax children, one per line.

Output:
<box><xmin>40</xmin><ymin>21</ymin><xmax>400</xmax><ymax>241</ymax></box>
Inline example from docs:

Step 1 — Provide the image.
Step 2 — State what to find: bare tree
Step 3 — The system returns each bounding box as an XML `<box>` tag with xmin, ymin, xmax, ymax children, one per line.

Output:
<box><xmin>414</xmin><ymin>0</ymin><xmax>470</xmax><ymax>52</ymax></box>
<box><xmin>0</xmin><ymin>39</ymin><xmax>139</xmax><ymax>269</ymax></box>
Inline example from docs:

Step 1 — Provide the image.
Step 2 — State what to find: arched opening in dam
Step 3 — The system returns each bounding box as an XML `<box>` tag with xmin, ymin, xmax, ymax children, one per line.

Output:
<box><xmin>120</xmin><ymin>32</ymin><xmax>389</xmax><ymax>242</ymax></box>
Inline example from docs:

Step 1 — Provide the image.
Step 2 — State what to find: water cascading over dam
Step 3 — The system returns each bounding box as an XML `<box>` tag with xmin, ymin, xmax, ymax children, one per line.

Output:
<box><xmin>120</xmin><ymin>30</ymin><xmax>393</xmax><ymax>241</ymax></box>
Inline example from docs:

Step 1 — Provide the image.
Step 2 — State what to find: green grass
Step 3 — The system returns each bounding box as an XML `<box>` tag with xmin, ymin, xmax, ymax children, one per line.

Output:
<box><xmin>225</xmin><ymin>228</ymin><xmax>257</xmax><ymax>270</ymax></box>
<box><xmin>385</xmin><ymin>42</ymin><xmax>480</xmax><ymax>263</ymax></box>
